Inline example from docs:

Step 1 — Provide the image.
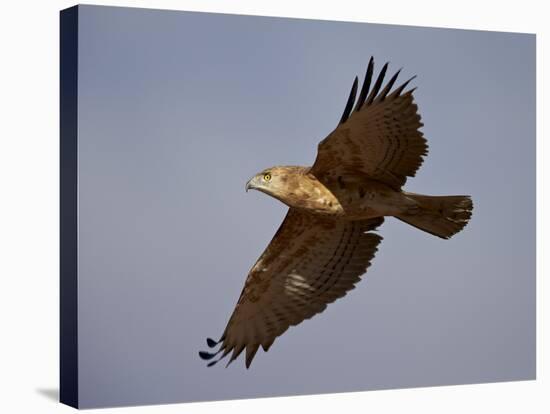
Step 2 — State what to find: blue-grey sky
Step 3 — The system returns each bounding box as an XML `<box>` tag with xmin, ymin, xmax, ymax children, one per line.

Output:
<box><xmin>75</xmin><ymin>5</ymin><xmax>535</xmax><ymax>408</ymax></box>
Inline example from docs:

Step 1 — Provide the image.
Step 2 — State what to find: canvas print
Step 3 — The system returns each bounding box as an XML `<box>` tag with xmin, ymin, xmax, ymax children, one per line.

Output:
<box><xmin>60</xmin><ymin>4</ymin><xmax>535</xmax><ymax>409</ymax></box>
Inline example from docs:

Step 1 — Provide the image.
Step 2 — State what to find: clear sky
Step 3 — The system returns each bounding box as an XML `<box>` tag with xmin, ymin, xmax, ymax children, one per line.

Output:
<box><xmin>75</xmin><ymin>5</ymin><xmax>535</xmax><ymax>408</ymax></box>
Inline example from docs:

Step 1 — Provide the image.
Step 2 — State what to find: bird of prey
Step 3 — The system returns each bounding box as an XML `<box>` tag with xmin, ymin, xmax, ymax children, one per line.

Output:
<box><xmin>199</xmin><ymin>57</ymin><xmax>473</xmax><ymax>369</ymax></box>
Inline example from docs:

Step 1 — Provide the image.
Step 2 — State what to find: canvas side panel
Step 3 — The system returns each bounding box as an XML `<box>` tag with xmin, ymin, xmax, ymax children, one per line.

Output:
<box><xmin>60</xmin><ymin>5</ymin><xmax>79</xmax><ymax>409</ymax></box>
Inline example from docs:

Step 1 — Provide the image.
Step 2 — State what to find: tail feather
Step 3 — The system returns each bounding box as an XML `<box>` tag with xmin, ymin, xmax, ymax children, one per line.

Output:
<box><xmin>396</xmin><ymin>193</ymin><xmax>473</xmax><ymax>239</ymax></box>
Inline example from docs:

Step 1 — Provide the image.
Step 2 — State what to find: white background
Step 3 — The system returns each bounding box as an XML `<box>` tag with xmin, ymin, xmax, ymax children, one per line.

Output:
<box><xmin>0</xmin><ymin>0</ymin><xmax>546</xmax><ymax>413</ymax></box>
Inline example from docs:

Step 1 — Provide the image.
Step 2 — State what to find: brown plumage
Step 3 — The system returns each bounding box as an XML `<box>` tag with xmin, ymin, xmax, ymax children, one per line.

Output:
<box><xmin>200</xmin><ymin>57</ymin><xmax>473</xmax><ymax>368</ymax></box>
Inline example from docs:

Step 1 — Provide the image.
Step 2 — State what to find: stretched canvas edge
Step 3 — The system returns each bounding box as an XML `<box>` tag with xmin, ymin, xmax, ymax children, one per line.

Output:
<box><xmin>60</xmin><ymin>4</ymin><xmax>79</xmax><ymax>409</ymax></box>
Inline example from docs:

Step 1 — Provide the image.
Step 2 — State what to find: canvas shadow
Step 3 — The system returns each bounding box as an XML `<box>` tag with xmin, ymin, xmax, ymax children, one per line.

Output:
<box><xmin>36</xmin><ymin>388</ymin><xmax>59</xmax><ymax>402</ymax></box>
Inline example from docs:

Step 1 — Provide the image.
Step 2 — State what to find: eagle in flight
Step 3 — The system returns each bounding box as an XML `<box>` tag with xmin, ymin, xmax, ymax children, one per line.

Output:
<box><xmin>199</xmin><ymin>57</ymin><xmax>473</xmax><ymax>368</ymax></box>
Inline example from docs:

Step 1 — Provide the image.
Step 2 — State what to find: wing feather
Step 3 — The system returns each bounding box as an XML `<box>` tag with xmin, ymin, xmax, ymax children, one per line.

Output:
<box><xmin>200</xmin><ymin>210</ymin><xmax>383</xmax><ymax>368</ymax></box>
<box><xmin>311</xmin><ymin>57</ymin><xmax>428</xmax><ymax>190</ymax></box>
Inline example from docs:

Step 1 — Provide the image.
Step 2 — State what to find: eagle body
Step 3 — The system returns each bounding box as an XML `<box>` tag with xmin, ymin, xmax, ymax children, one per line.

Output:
<box><xmin>199</xmin><ymin>57</ymin><xmax>474</xmax><ymax>368</ymax></box>
<box><xmin>248</xmin><ymin>166</ymin><xmax>416</xmax><ymax>220</ymax></box>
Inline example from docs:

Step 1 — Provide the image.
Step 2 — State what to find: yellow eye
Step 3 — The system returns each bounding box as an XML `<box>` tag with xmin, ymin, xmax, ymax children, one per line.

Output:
<box><xmin>263</xmin><ymin>173</ymin><xmax>272</xmax><ymax>182</ymax></box>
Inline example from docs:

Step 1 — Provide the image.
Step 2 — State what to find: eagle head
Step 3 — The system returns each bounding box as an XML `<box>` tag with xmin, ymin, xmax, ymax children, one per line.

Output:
<box><xmin>245</xmin><ymin>165</ymin><xmax>334</xmax><ymax>213</ymax></box>
<box><xmin>245</xmin><ymin>166</ymin><xmax>307</xmax><ymax>199</ymax></box>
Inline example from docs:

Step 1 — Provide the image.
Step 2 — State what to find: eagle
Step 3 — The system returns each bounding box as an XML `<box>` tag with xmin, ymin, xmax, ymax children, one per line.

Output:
<box><xmin>199</xmin><ymin>57</ymin><xmax>473</xmax><ymax>368</ymax></box>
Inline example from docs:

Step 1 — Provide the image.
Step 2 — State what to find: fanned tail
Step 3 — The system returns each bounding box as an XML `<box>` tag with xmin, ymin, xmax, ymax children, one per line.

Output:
<box><xmin>396</xmin><ymin>193</ymin><xmax>473</xmax><ymax>239</ymax></box>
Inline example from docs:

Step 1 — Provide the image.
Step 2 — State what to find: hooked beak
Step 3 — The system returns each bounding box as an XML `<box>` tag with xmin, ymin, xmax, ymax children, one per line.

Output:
<box><xmin>245</xmin><ymin>178</ymin><xmax>255</xmax><ymax>193</ymax></box>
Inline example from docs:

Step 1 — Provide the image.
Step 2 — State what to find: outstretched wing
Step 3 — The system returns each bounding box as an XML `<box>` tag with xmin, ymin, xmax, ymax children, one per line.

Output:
<box><xmin>310</xmin><ymin>57</ymin><xmax>428</xmax><ymax>190</ymax></box>
<box><xmin>200</xmin><ymin>210</ymin><xmax>383</xmax><ymax>368</ymax></box>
